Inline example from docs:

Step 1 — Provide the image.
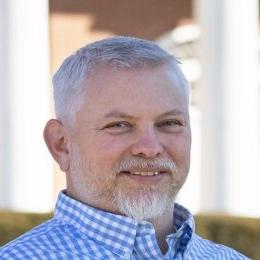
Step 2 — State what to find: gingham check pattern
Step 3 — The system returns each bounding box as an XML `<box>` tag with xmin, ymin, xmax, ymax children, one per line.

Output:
<box><xmin>0</xmin><ymin>191</ymin><xmax>249</xmax><ymax>259</ymax></box>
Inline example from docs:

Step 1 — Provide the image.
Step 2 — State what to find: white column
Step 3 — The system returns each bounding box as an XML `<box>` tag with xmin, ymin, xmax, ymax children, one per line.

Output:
<box><xmin>0</xmin><ymin>0</ymin><xmax>11</xmax><ymax>208</ymax></box>
<box><xmin>197</xmin><ymin>0</ymin><xmax>260</xmax><ymax>216</ymax></box>
<box><xmin>0</xmin><ymin>0</ymin><xmax>53</xmax><ymax>212</ymax></box>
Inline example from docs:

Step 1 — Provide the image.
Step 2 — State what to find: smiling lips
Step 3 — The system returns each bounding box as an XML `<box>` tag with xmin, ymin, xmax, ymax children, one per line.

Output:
<box><xmin>120</xmin><ymin>170</ymin><xmax>167</xmax><ymax>176</ymax></box>
<box><xmin>119</xmin><ymin>170</ymin><xmax>168</xmax><ymax>184</ymax></box>
<box><xmin>128</xmin><ymin>171</ymin><xmax>159</xmax><ymax>176</ymax></box>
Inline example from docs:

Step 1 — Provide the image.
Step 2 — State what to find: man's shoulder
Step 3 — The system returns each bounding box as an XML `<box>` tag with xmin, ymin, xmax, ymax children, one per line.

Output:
<box><xmin>0</xmin><ymin>217</ymin><xmax>110</xmax><ymax>259</ymax></box>
<box><xmin>190</xmin><ymin>233</ymin><xmax>250</xmax><ymax>259</ymax></box>
<box><xmin>0</xmin><ymin>218</ymin><xmax>65</xmax><ymax>259</ymax></box>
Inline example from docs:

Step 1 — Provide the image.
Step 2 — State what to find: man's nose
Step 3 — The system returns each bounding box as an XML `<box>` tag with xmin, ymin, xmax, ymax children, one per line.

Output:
<box><xmin>131</xmin><ymin>130</ymin><xmax>163</xmax><ymax>159</ymax></box>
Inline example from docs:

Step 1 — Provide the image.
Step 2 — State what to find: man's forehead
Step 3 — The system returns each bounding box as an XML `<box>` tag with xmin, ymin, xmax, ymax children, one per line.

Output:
<box><xmin>80</xmin><ymin>63</ymin><xmax>189</xmax><ymax>116</ymax></box>
<box><xmin>74</xmin><ymin>64</ymin><xmax>190</xmax><ymax>129</ymax></box>
<box><xmin>85</xmin><ymin>64</ymin><xmax>186</xmax><ymax>92</ymax></box>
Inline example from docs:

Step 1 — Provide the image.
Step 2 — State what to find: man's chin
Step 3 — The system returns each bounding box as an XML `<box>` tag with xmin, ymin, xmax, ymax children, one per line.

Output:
<box><xmin>114</xmin><ymin>190</ymin><xmax>175</xmax><ymax>221</ymax></box>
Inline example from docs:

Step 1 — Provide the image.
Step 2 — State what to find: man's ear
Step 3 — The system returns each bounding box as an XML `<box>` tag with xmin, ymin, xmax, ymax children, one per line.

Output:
<box><xmin>43</xmin><ymin>119</ymin><xmax>70</xmax><ymax>172</ymax></box>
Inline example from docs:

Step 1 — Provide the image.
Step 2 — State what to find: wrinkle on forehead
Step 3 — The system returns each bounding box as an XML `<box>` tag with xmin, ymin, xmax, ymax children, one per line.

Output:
<box><xmin>84</xmin><ymin>63</ymin><xmax>188</xmax><ymax>100</ymax></box>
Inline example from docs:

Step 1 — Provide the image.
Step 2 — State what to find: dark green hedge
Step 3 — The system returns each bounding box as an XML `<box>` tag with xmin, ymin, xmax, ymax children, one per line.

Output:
<box><xmin>195</xmin><ymin>214</ymin><xmax>260</xmax><ymax>259</ymax></box>
<box><xmin>0</xmin><ymin>211</ymin><xmax>52</xmax><ymax>247</ymax></box>
<box><xmin>0</xmin><ymin>211</ymin><xmax>259</xmax><ymax>259</ymax></box>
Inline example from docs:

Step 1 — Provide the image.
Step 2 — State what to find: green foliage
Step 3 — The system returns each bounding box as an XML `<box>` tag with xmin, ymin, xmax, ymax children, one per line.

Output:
<box><xmin>0</xmin><ymin>211</ymin><xmax>259</xmax><ymax>259</ymax></box>
<box><xmin>195</xmin><ymin>215</ymin><xmax>260</xmax><ymax>259</ymax></box>
<box><xmin>0</xmin><ymin>211</ymin><xmax>51</xmax><ymax>246</ymax></box>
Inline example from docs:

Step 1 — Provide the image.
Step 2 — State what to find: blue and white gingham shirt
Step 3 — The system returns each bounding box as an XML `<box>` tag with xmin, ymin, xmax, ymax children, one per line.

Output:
<box><xmin>0</xmin><ymin>191</ymin><xmax>249</xmax><ymax>259</ymax></box>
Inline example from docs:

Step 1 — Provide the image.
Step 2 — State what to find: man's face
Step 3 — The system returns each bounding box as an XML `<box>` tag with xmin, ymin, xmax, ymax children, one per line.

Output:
<box><xmin>66</xmin><ymin>64</ymin><xmax>191</xmax><ymax>220</ymax></box>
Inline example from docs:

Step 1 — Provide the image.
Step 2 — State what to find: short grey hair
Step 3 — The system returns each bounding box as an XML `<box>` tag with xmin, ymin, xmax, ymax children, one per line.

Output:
<box><xmin>53</xmin><ymin>36</ymin><xmax>188</xmax><ymax>123</ymax></box>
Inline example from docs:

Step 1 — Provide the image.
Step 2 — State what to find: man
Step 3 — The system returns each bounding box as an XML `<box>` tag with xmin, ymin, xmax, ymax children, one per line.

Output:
<box><xmin>0</xmin><ymin>36</ymin><xmax>248</xmax><ymax>259</ymax></box>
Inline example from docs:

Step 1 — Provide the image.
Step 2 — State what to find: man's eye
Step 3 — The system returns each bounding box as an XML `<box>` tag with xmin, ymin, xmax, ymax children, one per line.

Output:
<box><xmin>157</xmin><ymin>120</ymin><xmax>183</xmax><ymax>128</ymax></box>
<box><xmin>103</xmin><ymin>122</ymin><xmax>132</xmax><ymax>134</ymax></box>
<box><xmin>105</xmin><ymin>122</ymin><xmax>130</xmax><ymax>128</ymax></box>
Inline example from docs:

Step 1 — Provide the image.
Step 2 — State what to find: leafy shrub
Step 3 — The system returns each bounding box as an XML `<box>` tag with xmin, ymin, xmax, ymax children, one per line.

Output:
<box><xmin>0</xmin><ymin>211</ymin><xmax>51</xmax><ymax>246</ymax></box>
<box><xmin>195</xmin><ymin>215</ymin><xmax>260</xmax><ymax>259</ymax></box>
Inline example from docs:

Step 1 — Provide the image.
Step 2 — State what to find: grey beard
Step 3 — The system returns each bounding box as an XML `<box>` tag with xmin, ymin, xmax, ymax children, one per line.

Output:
<box><xmin>114</xmin><ymin>188</ymin><xmax>175</xmax><ymax>222</ymax></box>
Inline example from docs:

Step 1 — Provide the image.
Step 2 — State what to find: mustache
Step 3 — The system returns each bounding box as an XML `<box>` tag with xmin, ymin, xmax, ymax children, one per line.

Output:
<box><xmin>113</xmin><ymin>157</ymin><xmax>176</xmax><ymax>174</ymax></box>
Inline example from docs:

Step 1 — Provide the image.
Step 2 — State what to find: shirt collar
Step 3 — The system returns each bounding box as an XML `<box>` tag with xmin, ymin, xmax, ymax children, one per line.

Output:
<box><xmin>54</xmin><ymin>190</ymin><xmax>195</xmax><ymax>257</ymax></box>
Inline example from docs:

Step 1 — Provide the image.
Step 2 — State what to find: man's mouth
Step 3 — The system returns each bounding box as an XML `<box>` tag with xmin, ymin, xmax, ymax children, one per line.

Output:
<box><xmin>119</xmin><ymin>170</ymin><xmax>169</xmax><ymax>182</ymax></box>
<box><xmin>120</xmin><ymin>171</ymin><xmax>162</xmax><ymax>176</ymax></box>
<box><xmin>118</xmin><ymin>168</ymin><xmax>171</xmax><ymax>184</ymax></box>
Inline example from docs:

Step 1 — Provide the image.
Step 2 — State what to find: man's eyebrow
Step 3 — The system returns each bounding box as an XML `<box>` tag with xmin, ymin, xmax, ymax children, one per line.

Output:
<box><xmin>103</xmin><ymin>111</ymin><xmax>135</xmax><ymax>119</ymax></box>
<box><xmin>159</xmin><ymin>109</ymin><xmax>185</xmax><ymax>117</ymax></box>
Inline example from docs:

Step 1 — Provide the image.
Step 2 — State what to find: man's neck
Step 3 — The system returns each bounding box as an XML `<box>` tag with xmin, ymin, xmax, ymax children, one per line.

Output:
<box><xmin>149</xmin><ymin>205</ymin><xmax>175</xmax><ymax>255</ymax></box>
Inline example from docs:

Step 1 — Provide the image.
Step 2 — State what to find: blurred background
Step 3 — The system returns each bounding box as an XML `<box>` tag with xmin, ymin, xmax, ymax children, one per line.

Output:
<box><xmin>0</xmin><ymin>0</ymin><xmax>260</xmax><ymax>218</ymax></box>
